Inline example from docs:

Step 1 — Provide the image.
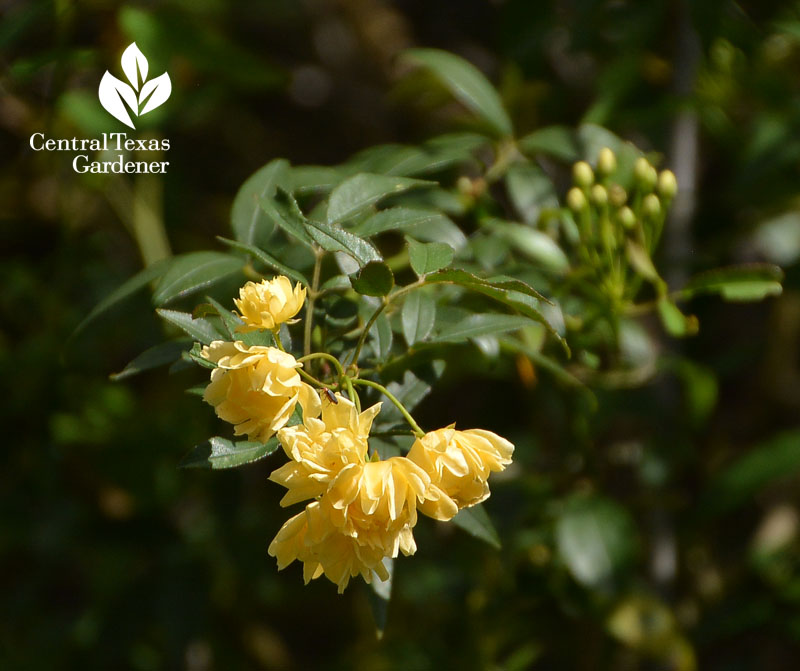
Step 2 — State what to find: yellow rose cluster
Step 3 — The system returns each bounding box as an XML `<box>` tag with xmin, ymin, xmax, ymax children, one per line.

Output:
<box><xmin>199</xmin><ymin>276</ymin><xmax>515</xmax><ymax>592</ymax></box>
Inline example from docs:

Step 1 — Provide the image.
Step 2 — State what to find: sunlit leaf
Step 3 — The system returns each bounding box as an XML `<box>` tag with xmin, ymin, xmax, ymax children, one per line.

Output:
<box><xmin>156</xmin><ymin>309</ymin><xmax>224</xmax><ymax>344</ymax></box>
<box><xmin>305</xmin><ymin>220</ymin><xmax>382</xmax><ymax>267</ymax></box>
<box><xmin>179</xmin><ymin>436</ymin><xmax>280</xmax><ymax>469</ymax></box>
<box><xmin>406</xmin><ymin>237</ymin><xmax>454</xmax><ymax>276</ymax></box>
<box><xmin>402</xmin><ymin>291</ymin><xmax>436</xmax><ymax>345</ymax></box>
<box><xmin>326</xmin><ymin>173</ymin><xmax>431</xmax><ymax>224</ymax></box>
<box><xmin>452</xmin><ymin>504</ymin><xmax>501</xmax><ymax>549</ymax></box>
<box><xmin>152</xmin><ymin>252</ymin><xmax>244</xmax><ymax>306</ymax></box>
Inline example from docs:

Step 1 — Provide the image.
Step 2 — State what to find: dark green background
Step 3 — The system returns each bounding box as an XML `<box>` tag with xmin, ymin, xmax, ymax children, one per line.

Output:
<box><xmin>2</xmin><ymin>1</ymin><xmax>800</xmax><ymax>668</ymax></box>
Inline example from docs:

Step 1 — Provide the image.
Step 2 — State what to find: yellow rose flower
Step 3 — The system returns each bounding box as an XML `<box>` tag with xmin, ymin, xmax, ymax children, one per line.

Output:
<box><xmin>269</xmin><ymin>455</ymin><xmax>453</xmax><ymax>592</ymax></box>
<box><xmin>408</xmin><ymin>426</ymin><xmax>514</xmax><ymax>518</ymax></box>
<box><xmin>269</xmin><ymin>501</ymin><xmax>399</xmax><ymax>593</ymax></box>
<box><xmin>201</xmin><ymin>341</ymin><xmax>320</xmax><ymax>442</ymax></box>
<box><xmin>269</xmin><ymin>393</ymin><xmax>381</xmax><ymax>506</ymax></box>
<box><xmin>234</xmin><ymin>276</ymin><xmax>306</xmax><ymax>332</ymax></box>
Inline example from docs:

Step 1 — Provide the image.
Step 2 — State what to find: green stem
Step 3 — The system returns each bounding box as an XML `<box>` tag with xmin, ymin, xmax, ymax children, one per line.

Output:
<box><xmin>343</xmin><ymin>376</ymin><xmax>360</xmax><ymax>411</ymax></box>
<box><xmin>304</xmin><ymin>248</ymin><xmax>323</xmax><ymax>358</ymax></box>
<box><xmin>348</xmin><ymin>300</ymin><xmax>386</xmax><ymax>368</ymax></box>
<box><xmin>297</xmin><ymin>352</ymin><xmax>345</xmax><ymax>379</ymax></box>
<box><xmin>298</xmin><ymin>368</ymin><xmax>337</xmax><ymax>390</ymax></box>
<box><xmin>273</xmin><ymin>331</ymin><xmax>285</xmax><ymax>351</ymax></box>
<box><xmin>351</xmin><ymin>378</ymin><xmax>425</xmax><ymax>437</ymax></box>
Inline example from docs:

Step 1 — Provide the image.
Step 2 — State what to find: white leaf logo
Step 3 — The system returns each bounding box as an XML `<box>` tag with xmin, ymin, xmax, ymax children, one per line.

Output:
<box><xmin>99</xmin><ymin>42</ymin><xmax>170</xmax><ymax>129</ymax></box>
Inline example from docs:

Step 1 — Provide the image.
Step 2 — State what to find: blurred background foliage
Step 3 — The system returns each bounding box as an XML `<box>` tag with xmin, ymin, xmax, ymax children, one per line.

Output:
<box><xmin>2</xmin><ymin>0</ymin><xmax>800</xmax><ymax>669</ymax></box>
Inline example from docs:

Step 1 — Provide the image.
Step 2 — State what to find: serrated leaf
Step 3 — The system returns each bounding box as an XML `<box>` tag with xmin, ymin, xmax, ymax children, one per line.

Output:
<box><xmin>156</xmin><ymin>309</ymin><xmax>224</xmax><ymax>344</ymax></box>
<box><xmin>677</xmin><ymin>264</ymin><xmax>784</xmax><ymax>302</ymax></box>
<box><xmin>326</xmin><ymin>173</ymin><xmax>431</xmax><ymax>224</ymax></box>
<box><xmin>402</xmin><ymin>291</ymin><xmax>436</xmax><ymax>345</ymax></box>
<box><xmin>71</xmin><ymin>258</ymin><xmax>171</xmax><ymax>337</ymax></box>
<box><xmin>452</xmin><ymin>504</ymin><xmax>501</xmax><ymax>549</ymax></box>
<box><xmin>518</xmin><ymin>125</ymin><xmax>580</xmax><ymax>162</ymax></box>
<box><xmin>231</xmin><ymin>159</ymin><xmax>289</xmax><ymax>246</ymax></box>
<box><xmin>354</xmin><ymin>207</ymin><xmax>454</xmax><ymax>238</ymax></box>
<box><xmin>407</xmin><ymin>237</ymin><xmax>454</xmax><ymax>276</ymax></box>
<box><xmin>305</xmin><ymin>219</ymin><xmax>382</xmax><ymax>267</ymax></box>
<box><xmin>110</xmin><ymin>339</ymin><xmax>191</xmax><ymax>381</ymax></box>
<box><xmin>152</xmin><ymin>252</ymin><xmax>244</xmax><ymax>306</ymax></box>
<box><xmin>179</xmin><ymin>436</ymin><xmax>280</xmax><ymax>469</ymax></box>
<box><xmin>203</xmin><ymin>295</ymin><xmax>243</xmax><ymax>339</ymax></box>
<box><xmin>424</xmin><ymin>269</ymin><xmax>566</xmax><ymax>352</ymax></box>
<box><xmin>259</xmin><ymin>191</ymin><xmax>314</xmax><ymax>247</ymax></box>
<box><xmin>216</xmin><ymin>236</ymin><xmax>309</xmax><ymax>285</ymax></box>
<box><xmin>555</xmin><ymin>495</ymin><xmax>637</xmax><ymax>587</ymax></box>
<box><xmin>402</xmin><ymin>48</ymin><xmax>513</xmax><ymax>137</ymax></box>
<box><xmin>351</xmin><ymin>261</ymin><xmax>394</xmax><ymax>296</ymax></box>
<box><xmin>431</xmin><ymin>313</ymin><xmax>535</xmax><ymax>343</ymax></box>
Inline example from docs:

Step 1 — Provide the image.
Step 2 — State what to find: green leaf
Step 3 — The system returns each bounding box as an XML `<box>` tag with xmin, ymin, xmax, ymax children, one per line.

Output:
<box><xmin>351</xmin><ymin>261</ymin><xmax>394</xmax><ymax>297</ymax></box>
<box><xmin>370</xmin><ymin>311</ymin><xmax>393</xmax><ymax>360</ymax></box>
<box><xmin>677</xmin><ymin>264</ymin><xmax>784</xmax><ymax>302</ymax></box>
<box><xmin>402</xmin><ymin>48</ymin><xmax>513</xmax><ymax>137</ymax></box>
<box><xmin>407</xmin><ymin>237</ymin><xmax>455</xmax><ymax>276</ymax></box>
<box><xmin>518</xmin><ymin>125</ymin><xmax>580</xmax><ymax>162</ymax></box>
<box><xmin>366</xmin><ymin>558</ymin><xmax>393</xmax><ymax>639</ymax></box>
<box><xmin>505</xmin><ymin>162</ymin><xmax>559</xmax><ymax>226</ymax></box>
<box><xmin>326</xmin><ymin>173</ymin><xmax>431</xmax><ymax>224</ymax></box>
<box><xmin>110</xmin><ymin>339</ymin><xmax>191</xmax><ymax>381</ymax></box>
<box><xmin>179</xmin><ymin>436</ymin><xmax>280</xmax><ymax>470</ymax></box>
<box><xmin>185</xmin><ymin>342</ymin><xmax>217</xmax><ymax>369</ymax></box>
<box><xmin>626</xmin><ymin>240</ymin><xmax>663</xmax><ymax>284</ymax></box>
<box><xmin>555</xmin><ymin>495</ymin><xmax>637</xmax><ymax>588</ymax></box>
<box><xmin>305</xmin><ymin>219</ymin><xmax>382</xmax><ymax>267</ymax></box>
<box><xmin>657</xmin><ymin>299</ymin><xmax>698</xmax><ymax>338</ymax></box>
<box><xmin>156</xmin><ymin>309</ymin><xmax>224</xmax><ymax>344</ymax></box>
<box><xmin>402</xmin><ymin>291</ymin><xmax>436</xmax><ymax>346</ymax></box>
<box><xmin>348</xmin><ymin>134</ymin><xmax>484</xmax><ymax>177</ymax></box>
<box><xmin>379</xmin><ymin>371</ymin><xmax>431</xmax><ymax>423</ymax></box>
<box><xmin>354</xmin><ymin>207</ymin><xmax>454</xmax><ymax>238</ymax></box>
<box><xmin>203</xmin><ymin>295</ymin><xmax>243</xmax><ymax>339</ymax></box>
<box><xmin>701</xmin><ymin>430</ymin><xmax>800</xmax><ymax>518</ymax></box>
<box><xmin>259</xmin><ymin>192</ymin><xmax>314</xmax><ymax>247</ymax></box>
<box><xmin>484</xmin><ymin>219</ymin><xmax>569</xmax><ymax>272</ymax></box>
<box><xmin>231</xmin><ymin>159</ymin><xmax>289</xmax><ymax>246</ymax></box>
<box><xmin>452</xmin><ymin>504</ymin><xmax>501</xmax><ymax>549</ymax></box>
<box><xmin>217</xmin><ymin>236</ymin><xmax>309</xmax><ymax>285</ymax></box>
<box><xmin>424</xmin><ymin>269</ymin><xmax>567</xmax><ymax>352</ymax></box>
<box><xmin>152</xmin><ymin>252</ymin><xmax>244</xmax><ymax>306</ymax></box>
<box><xmin>284</xmin><ymin>165</ymin><xmax>344</xmax><ymax>194</ymax></box>
<box><xmin>431</xmin><ymin>313</ymin><xmax>535</xmax><ymax>343</ymax></box>
<box><xmin>71</xmin><ymin>258</ymin><xmax>171</xmax><ymax>337</ymax></box>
